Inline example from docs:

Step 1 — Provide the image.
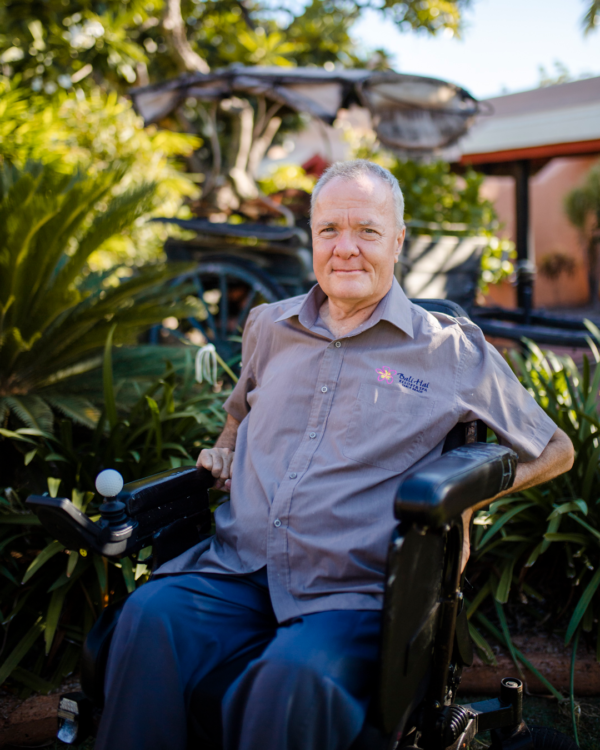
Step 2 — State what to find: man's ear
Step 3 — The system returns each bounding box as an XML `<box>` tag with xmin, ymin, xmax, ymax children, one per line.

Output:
<box><xmin>393</xmin><ymin>226</ymin><xmax>406</xmax><ymax>263</ymax></box>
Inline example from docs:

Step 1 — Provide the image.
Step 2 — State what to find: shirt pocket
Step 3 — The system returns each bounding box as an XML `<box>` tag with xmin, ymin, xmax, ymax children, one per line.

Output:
<box><xmin>343</xmin><ymin>383</ymin><xmax>436</xmax><ymax>474</ymax></box>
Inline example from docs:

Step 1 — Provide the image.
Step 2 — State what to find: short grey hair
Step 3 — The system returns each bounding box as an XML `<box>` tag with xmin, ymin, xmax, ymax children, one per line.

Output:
<box><xmin>310</xmin><ymin>159</ymin><xmax>405</xmax><ymax>229</ymax></box>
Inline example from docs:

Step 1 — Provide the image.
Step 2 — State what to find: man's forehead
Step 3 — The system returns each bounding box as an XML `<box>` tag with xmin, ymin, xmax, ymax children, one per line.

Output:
<box><xmin>313</xmin><ymin>175</ymin><xmax>393</xmax><ymax>213</ymax></box>
<box><xmin>314</xmin><ymin>211</ymin><xmax>385</xmax><ymax>227</ymax></box>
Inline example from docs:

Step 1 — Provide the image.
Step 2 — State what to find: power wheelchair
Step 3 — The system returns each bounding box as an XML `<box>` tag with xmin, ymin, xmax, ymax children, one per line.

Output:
<box><xmin>26</xmin><ymin>300</ymin><xmax>577</xmax><ymax>750</ymax></box>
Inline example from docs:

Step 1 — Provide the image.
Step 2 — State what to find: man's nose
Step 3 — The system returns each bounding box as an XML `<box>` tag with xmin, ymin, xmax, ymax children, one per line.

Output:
<box><xmin>333</xmin><ymin>230</ymin><xmax>359</xmax><ymax>258</ymax></box>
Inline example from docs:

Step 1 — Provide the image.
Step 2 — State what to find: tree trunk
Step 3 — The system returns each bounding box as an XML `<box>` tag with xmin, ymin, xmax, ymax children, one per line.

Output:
<box><xmin>162</xmin><ymin>0</ymin><xmax>210</xmax><ymax>74</ymax></box>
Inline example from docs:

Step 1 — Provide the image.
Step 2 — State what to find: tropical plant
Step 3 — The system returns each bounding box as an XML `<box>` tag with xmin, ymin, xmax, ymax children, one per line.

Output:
<box><xmin>583</xmin><ymin>0</ymin><xmax>600</xmax><ymax>34</ymax></box>
<box><xmin>0</xmin><ymin>79</ymin><xmax>200</xmax><ymax>266</ymax></box>
<box><xmin>0</xmin><ymin>348</ymin><xmax>229</xmax><ymax>697</ymax></box>
<box><xmin>465</xmin><ymin>332</ymin><xmax>600</xmax><ymax>719</ymax></box>
<box><xmin>0</xmin><ymin>161</ymin><xmax>203</xmax><ymax>433</ymax></box>
<box><xmin>565</xmin><ymin>161</ymin><xmax>600</xmax><ymax>309</ymax></box>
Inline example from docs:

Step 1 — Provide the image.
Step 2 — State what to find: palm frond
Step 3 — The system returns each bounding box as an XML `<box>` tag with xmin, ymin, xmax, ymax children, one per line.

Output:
<box><xmin>54</xmin><ymin>183</ymin><xmax>157</xmax><ymax>292</ymax></box>
<box><xmin>44</xmin><ymin>395</ymin><xmax>100</xmax><ymax>429</ymax></box>
<box><xmin>4</xmin><ymin>395</ymin><xmax>54</xmax><ymax>432</ymax></box>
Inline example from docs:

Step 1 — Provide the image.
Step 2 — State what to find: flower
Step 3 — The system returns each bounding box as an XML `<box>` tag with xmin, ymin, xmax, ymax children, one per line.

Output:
<box><xmin>375</xmin><ymin>367</ymin><xmax>396</xmax><ymax>384</ymax></box>
<box><xmin>195</xmin><ymin>344</ymin><xmax>217</xmax><ymax>384</ymax></box>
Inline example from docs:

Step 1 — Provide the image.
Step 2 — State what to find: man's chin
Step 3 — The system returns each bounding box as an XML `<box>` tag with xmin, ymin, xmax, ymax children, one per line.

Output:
<box><xmin>324</xmin><ymin>278</ymin><xmax>373</xmax><ymax>301</ymax></box>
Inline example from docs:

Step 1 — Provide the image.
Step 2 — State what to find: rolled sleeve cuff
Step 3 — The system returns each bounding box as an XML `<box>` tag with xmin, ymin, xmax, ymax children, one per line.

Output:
<box><xmin>501</xmin><ymin>409</ymin><xmax>557</xmax><ymax>463</ymax></box>
<box><xmin>223</xmin><ymin>391</ymin><xmax>249</xmax><ymax>423</ymax></box>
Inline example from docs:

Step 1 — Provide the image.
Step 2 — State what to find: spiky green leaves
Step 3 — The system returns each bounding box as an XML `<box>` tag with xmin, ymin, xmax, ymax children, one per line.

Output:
<box><xmin>0</xmin><ymin>162</ymin><xmax>197</xmax><ymax>433</ymax></box>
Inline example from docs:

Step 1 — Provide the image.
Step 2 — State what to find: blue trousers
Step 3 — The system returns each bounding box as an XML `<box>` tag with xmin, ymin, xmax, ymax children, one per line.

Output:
<box><xmin>95</xmin><ymin>569</ymin><xmax>381</xmax><ymax>750</ymax></box>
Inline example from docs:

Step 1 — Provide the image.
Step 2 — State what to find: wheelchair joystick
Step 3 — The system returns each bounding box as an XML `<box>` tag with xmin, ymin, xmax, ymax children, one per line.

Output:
<box><xmin>96</xmin><ymin>470</ymin><xmax>128</xmax><ymax>530</ymax></box>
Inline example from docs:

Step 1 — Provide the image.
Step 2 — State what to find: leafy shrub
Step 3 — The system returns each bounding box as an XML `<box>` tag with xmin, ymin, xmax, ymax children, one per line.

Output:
<box><xmin>0</xmin><ymin>351</ymin><xmax>228</xmax><ymax>697</ymax></box>
<box><xmin>389</xmin><ymin>159</ymin><xmax>516</xmax><ymax>293</ymax></box>
<box><xmin>468</xmin><ymin>331</ymin><xmax>600</xmax><ymax>659</ymax></box>
<box><xmin>0</xmin><ymin>161</ymin><xmax>202</xmax><ymax>432</ymax></box>
<box><xmin>0</xmin><ymin>79</ymin><xmax>200</xmax><ymax>266</ymax></box>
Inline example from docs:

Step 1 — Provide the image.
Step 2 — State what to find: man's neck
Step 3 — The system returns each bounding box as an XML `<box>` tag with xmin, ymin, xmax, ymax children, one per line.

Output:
<box><xmin>319</xmin><ymin>297</ymin><xmax>380</xmax><ymax>339</ymax></box>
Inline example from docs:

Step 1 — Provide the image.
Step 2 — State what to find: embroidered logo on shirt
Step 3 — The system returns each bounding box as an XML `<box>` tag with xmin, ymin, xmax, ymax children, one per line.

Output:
<box><xmin>398</xmin><ymin>373</ymin><xmax>430</xmax><ymax>394</ymax></box>
<box><xmin>375</xmin><ymin>366</ymin><xmax>397</xmax><ymax>383</ymax></box>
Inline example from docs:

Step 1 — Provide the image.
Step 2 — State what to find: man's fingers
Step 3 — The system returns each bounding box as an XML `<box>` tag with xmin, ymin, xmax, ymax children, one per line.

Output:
<box><xmin>210</xmin><ymin>453</ymin><xmax>224</xmax><ymax>478</ymax></box>
<box><xmin>220</xmin><ymin>453</ymin><xmax>233</xmax><ymax>480</ymax></box>
<box><xmin>197</xmin><ymin>448</ymin><xmax>234</xmax><ymax>482</ymax></box>
<box><xmin>198</xmin><ymin>449</ymin><xmax>213</xmax><ymax>470</ymax></box>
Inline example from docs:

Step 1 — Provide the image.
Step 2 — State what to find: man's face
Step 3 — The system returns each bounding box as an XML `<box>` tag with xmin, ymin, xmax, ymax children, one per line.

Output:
<box><xmin>311</xmin><ymin>174</ymin><xmax>405</xmax><ymax>307</ymax></box>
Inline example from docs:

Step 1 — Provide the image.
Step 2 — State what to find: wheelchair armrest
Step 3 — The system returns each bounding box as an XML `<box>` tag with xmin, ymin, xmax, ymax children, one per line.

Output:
<box><xmin>27</xmin><ymin>466</ymin><xmax>214</xmax><ymax>559</ymax></box>
<box><xmin>395</xmin><ymin>443</ymin><xmax>517</xmax><ymax>526</ymax></box>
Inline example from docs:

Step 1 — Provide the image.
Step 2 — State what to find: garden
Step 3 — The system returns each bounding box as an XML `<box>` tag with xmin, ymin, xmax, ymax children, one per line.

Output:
<box><xmin>1</xmin><ymin>0</ymin><xmax>600</xmax><ymax>748</ymax></box>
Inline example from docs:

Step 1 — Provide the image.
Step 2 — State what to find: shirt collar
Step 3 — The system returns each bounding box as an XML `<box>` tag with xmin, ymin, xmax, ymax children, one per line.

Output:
<box><xmin>275</xmin><ymin>277</ymin><xmax>414</xmax><ymax>339</ymax></box>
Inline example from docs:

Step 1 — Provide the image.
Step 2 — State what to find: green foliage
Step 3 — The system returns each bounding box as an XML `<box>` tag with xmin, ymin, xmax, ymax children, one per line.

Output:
<box><xmin>468</xmin><ymin>334</ymin><xmax>600</xmax><ymax>654</ymax></box>
<box><xmin>391</xmin><ymin>160</ymin><xmax>494</xmax><ymax>228</ymax></box>
<box><xmin>389</xmin><ymin>159</ymin><xmax>516</xmax><ymax>292</ymax></box>
<box><xmin>0</xmin><ymin>354</ymin><xmax>228</xmax><ymax>696</ymax></box>
<box><xmin>257</xmin><ymin>164</ymin><xmax>316</xmax><ymax>195</ymax></box>
<box><xmin>0</xmin><ymin>0</ymin><xmax>470</xmax><ymax>96</ymax></box>
<box><xmin>0</xmin><ymin>161</ymin><xmax>202</xmax><ymax>432</ymax></box>
<box><xmin>583</xmin><ymin>0</ymin><xmax>600</xmax><ymax>34</ymax></box>
<box><xmin>0</xmin><ymin>0</ymin><xmax>163</xmax><ymax>93</ymax></box>
<box><xmin>0</xmin><ymin>78</ymin><xmax>200</xmax><ymax>266</ymax></box>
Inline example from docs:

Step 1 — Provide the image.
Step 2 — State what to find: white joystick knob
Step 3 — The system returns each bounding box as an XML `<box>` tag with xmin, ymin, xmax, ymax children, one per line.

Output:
<box><xmin>95</xmin><ymin>469</ymin><xmax>124</xmax><ymax>498</ymax></box>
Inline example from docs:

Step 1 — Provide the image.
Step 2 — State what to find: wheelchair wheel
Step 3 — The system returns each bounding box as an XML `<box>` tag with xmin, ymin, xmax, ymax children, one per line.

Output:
<box><xmin>530</xmin><ymin>726</ymin><xmax>579</xmax><ymax>749</ymax></box>
<box><xmin>149</xmin><ymin>255</ymin><xmax>287</xmax><ymax>363</ymax></box>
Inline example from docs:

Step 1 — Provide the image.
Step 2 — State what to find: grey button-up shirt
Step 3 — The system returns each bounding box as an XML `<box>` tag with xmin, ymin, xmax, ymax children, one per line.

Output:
<box><xmin>157</xmin><ymin>279</ymin><xmax>557</xmax><ymax>622</ymax></box>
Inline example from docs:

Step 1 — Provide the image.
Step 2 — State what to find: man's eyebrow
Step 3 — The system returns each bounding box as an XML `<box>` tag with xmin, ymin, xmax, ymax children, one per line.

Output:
<box><xmin>315</xmin><ymin>218</ymin><xmax>385</xmax><ymax>230</ymax></box>
<box><xmin>357</xmin><ymin>219</ymin><xmax>384</xmax><ymax>228</ymax></box>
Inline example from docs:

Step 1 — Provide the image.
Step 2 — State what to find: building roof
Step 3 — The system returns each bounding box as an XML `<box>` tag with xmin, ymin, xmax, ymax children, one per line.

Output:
<box><xmin>459</xmin><ymin>76</ymin><xmax>600</xmax><ymax>164</ymax></box>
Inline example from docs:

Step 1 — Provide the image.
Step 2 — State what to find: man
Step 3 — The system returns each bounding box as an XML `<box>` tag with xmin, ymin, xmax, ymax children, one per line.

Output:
<box><xmin>96</xmin><ymin>160</ymin><xmax>573</xmax><ymax>750</ymax></box>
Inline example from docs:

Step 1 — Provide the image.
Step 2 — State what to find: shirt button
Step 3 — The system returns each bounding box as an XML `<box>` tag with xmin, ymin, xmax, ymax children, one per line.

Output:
<box><xmin>289</xmin><ymin>472</ymin><xmax>297</xmax><ymax>479</ymax></box>
<box><xmin>335</xmin><ymin>341</ymin><xmax>342</xmax><ymax>348</ymax></box>
<box><xmin>321</xmin><ymin>386</ymin><xmax>328</xmax><ymax>393</ymax></box>
<box><xmin>274</xmin><ymin>519</ymin><xmax>281</xmax><ymax>527</ymax></box>
<box><xmin>309</xmin><ymin>432</ymin><xmax>316</xmax><ymax>439</ymax></box>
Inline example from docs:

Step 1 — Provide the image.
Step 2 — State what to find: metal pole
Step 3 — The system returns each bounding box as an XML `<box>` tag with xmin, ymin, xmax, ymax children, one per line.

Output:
<box><xmin>514</xmin><ymin>160</ymin><xmax>535</xmax><ymax>321</ymax></box>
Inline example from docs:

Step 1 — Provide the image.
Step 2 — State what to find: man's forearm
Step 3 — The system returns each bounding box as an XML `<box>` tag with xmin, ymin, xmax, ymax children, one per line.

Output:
<box><xmin>215</xmin><ymin>414</ymin><xmax>240</xmax><ymax>451</ymax></box>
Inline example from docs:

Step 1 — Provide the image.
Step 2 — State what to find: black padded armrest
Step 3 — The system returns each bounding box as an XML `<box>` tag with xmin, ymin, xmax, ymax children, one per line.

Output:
<box><xmin>395</xmin><ymin>443</ymin><xmax>517</xmax><ymax>526</ymax></box>
<box><xmin>27</xmin><ymin>466</ymin><xmax>214</xmax><ymax>558</ymax></box>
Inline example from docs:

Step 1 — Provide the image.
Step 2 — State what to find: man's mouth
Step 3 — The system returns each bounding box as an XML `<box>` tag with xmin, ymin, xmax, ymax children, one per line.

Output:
<box><xmin>331</xmin><ymin>269</ymin><xmax>364</xmax><ymax>274</ymax></box>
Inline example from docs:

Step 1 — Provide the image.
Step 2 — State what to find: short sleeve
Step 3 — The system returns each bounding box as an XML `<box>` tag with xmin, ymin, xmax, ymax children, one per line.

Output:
<box><xmin>456</xmin><ymin>322</ymin><xmax>557</xmax><ymax>462</ymax></box>
<box><xmin>223</xmin><ymin>306</ymin><xmax>262</xmax><ymax>422</ymax></box>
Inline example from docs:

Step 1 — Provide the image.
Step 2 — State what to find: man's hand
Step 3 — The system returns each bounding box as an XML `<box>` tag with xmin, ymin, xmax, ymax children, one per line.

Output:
<box><xmin>196</xmin><ymin>413</ymin><xmax>241</xmax><ymax>491</ymax></box>
<box><xmin>197</xmin><ymin>447</ymin><xmax>235</xmax><ymax>490</ymax></box>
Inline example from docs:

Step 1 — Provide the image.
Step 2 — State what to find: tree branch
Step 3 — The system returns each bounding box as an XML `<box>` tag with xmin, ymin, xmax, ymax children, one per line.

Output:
<box><xmin>162</xmin><ymin>0</ymin><xmax>210</xmax><ymax>74</ymax></box>
<box><xmin>248</xmin><ymin>116</ymin><xmax>282</xmax><ymax>178</ymax></box>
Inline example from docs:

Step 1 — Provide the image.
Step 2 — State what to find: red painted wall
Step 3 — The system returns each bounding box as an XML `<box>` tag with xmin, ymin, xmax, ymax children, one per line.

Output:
<box><xmin>481</xmin><ymin>156</ymin><xmax>598</xmax><ymax>309</ymax></box>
